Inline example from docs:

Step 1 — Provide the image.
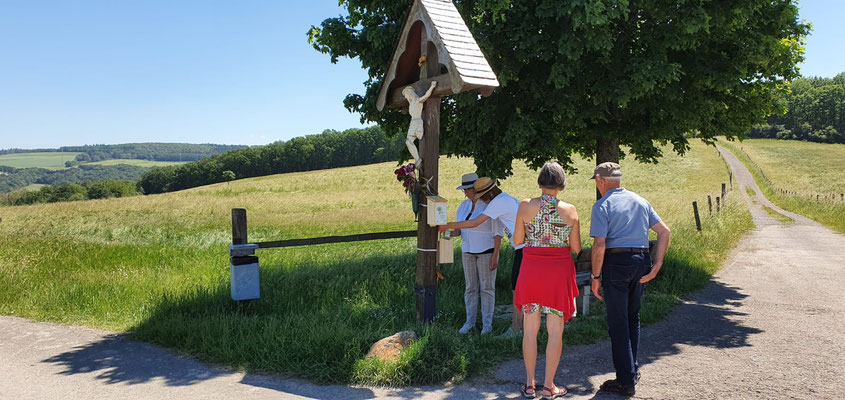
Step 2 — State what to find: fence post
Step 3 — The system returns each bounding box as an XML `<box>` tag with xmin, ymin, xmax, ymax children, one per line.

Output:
<box><xmin>716</xmin><ymin>196</ymin><xmax>721</xmax><ymax>213</ymax></box>
<box><xmin>708</xmin><ymin>195</ymin><xmax>713</xmax><ymax>216</ymax></box>
<box><xmin>816</xmin><ymin>195</ymin><xmax>819</xmax><ymax>202</ymax></box>
<box><xmin>730</xmin><ymin>172</ymin><xmax>733</xmax><ymax>189</ymax></box>
<box><xmin>721</xmin><ymin>183</ymin><xmax>726</xmax><ymax>199</ymax></box>
<box><xmin>841</xmin><ymin>194</ymin><xmax>843</xmax><ymax>201</ymax></box>
<box><xmin>693</xmin><ymin>202</ymin><xmax>702</xmax><ymax>231</ymax></box>
<box><xmin>232</xmin><ymin>208</ymin><xmax>248</xmax><ymax>245</ymax></box>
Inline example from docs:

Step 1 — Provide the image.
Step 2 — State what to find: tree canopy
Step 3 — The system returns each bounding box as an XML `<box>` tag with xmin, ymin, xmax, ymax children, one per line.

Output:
<box><xmin>309</xmin><ymin>0</ymin><xmax>809</xmax><ymax>178</ymax></box>
<box><xmin>751</xmin><ymin>72</ymin><xmax>845</xmax><ymax>143</ymax></box>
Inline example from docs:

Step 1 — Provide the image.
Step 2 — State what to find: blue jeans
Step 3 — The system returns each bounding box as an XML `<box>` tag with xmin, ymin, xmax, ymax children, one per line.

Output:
<box><xmin>602</xmin><ymin>252</ymin><xmax>651</xmax><ymax>386</ymax></box>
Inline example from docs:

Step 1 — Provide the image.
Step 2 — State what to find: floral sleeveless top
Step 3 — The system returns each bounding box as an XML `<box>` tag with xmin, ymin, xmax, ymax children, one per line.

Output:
<box><xmin>524</xmin><ymin>194</ymin><xmax>572</xmax><ymax>248</ymax></box>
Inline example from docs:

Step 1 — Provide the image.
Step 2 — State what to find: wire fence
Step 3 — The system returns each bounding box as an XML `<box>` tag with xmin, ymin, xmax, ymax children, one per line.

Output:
<box><xmin>736</xmin><ymin>146</ymin><xmax>845</xmax><ymax>204</ymax></box>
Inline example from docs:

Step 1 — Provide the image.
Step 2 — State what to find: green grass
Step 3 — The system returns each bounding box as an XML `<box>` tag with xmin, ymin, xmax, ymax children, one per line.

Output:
<box><xmin>720</xmin><ymin>139</ymin><xmax>845</xmax><ymax>233</ymax></box>
<box><xmin>745</xmin><ymin>187</ymin><xmax>757</xmax><ymax>201</ymax></box>
<box><xmin>86</xmin><ymin>159</ymin><xmax>187</xmax><ymax>167</ymax></box>
<box><xmin>0</xmin><ymin>152</ymin><xmax>82</xmax><ymax>169</ymax></box>
<box><xmin>761</xmin><ymin>205</ymin><xmax>794</xmax><ymax>224</ymax></box>
<box><xmin>0</xmin><ymin>142</ymin><xmax>752</xmax><ymax>385</ymax></box>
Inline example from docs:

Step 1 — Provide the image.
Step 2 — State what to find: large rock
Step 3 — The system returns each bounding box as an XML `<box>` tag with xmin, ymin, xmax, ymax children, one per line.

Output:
<box><xmin>365</xmin><ymin>331</ymin><xmax>417</xmax><ymax>363</ymax></box>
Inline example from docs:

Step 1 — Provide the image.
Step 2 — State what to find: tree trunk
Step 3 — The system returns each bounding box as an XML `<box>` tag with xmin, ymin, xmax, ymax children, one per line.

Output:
<box><xmin>595</xmin><ymin>138</ymin><xmax>620</xmax><ymax>200</ymax></box>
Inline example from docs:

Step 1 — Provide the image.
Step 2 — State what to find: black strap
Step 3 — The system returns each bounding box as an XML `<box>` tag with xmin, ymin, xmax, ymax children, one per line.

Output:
<box><xmin>468</xmin><ymin>248</ymin><xmax>494</xmax><ymax>255</ymax></box>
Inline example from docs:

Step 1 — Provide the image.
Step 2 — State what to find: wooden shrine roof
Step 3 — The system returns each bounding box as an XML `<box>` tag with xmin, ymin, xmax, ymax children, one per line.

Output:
<box><xmin>376</xmin><ymin>0</ymin><xmax>499</xmax><ymax>110</ymax></box>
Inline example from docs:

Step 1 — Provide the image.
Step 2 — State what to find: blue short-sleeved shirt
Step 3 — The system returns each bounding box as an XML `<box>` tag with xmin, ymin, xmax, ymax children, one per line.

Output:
<box><xmin>590</xmin><ymin>188</ymin><xmax>661</xmax><ymax>248</ymax></box>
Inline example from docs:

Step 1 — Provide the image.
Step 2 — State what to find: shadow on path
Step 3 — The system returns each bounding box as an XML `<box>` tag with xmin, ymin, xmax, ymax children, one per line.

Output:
<box><xmin>42</xmin><ymin>334</ymin><xmax>234</xmax><ymax>387</ymax></box>
<box><xmin>495</xmin><ymin>278</ymin><xmax>762</xmax><ymax>398</ymax></box>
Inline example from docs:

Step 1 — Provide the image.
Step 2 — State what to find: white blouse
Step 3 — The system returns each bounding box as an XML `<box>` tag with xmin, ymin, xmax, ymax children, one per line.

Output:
<box><xmin>456</xmin><ymin>199</ymin><xmax>498</xmax><ymax>253</ymax></box>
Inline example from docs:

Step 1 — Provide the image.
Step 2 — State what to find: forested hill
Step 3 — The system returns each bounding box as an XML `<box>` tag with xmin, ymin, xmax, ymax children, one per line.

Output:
<box><xmin>138</xmin><ymin>126</ymin><xmax>406</xmax><ymax>194</ymax></box>
<box><xmin>751</xmin><ymin>73</ymin><xmax>845</xmax><ymax>143</ymax></box>
<box><xmin>0</xmin><ymin>143</ymin><xmax>247</xmax><ymax>162</ymax></box>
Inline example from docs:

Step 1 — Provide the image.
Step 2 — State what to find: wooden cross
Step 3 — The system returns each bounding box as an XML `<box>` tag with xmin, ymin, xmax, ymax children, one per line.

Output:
<box><xmin>376</xmin><ymin>0</ymin><xmax>499</xmax><ymax>323</ymax></box>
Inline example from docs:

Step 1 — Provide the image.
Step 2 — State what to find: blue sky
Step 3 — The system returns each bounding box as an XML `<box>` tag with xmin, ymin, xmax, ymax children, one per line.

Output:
<box><xmin>0</xmin><ymin>1</ymin><xmax>842</xmax><ymax>149</ymax></box>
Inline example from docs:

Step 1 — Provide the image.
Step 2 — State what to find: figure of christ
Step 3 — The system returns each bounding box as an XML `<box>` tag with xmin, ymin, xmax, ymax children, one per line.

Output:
<box><xmin>402</xmin><ymin>81</ymin><xmax>437</xmax><ymax>170</ymax></box>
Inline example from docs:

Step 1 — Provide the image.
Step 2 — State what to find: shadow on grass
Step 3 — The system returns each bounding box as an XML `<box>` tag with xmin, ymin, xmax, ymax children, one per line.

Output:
<box><xmin>41</xmin><ymin>333</ymin><xmax>234</xmax><ymax>386</ymax></box>
<box><xmin>38</xmin><ymin>241</ymin><xmax>519</xmax><ymax>397</ymax></box>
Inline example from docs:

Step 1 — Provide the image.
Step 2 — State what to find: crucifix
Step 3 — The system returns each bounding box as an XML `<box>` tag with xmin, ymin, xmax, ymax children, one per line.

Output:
<box><xmin>376</xmin><ymin>0</ymin><xmax>499</xmax><ymax>323</ymax></box>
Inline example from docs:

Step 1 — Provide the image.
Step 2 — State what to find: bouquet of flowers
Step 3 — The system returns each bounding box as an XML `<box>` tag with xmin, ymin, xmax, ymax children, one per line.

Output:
<box><xmin>394</xmin><ymin>163</ymin><xmax>432</xmax><ymax>218</ymax></box>
<box><xmin>394</xmin><ymin>163</ymin><xmax>419</xmax><ymax>198</ymax></box>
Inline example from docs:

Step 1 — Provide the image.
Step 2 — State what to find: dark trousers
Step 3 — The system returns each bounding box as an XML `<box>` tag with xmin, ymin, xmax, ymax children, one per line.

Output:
<box><xmin>602</xmin><ymin>252</ymin><xmax>651</xmax><ymax>386</ymax></box>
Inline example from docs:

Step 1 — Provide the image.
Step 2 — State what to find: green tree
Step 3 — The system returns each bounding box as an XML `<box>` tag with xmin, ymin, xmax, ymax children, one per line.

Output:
<box><xmin>137</xmin><ymin>165</ymin><xmax>177</xmax><ymax>194</ymax></box>
<box><xmin>221</xmin><ymin>170</ymin><xmax>236</xmax><ymax>181</ymax></box>
<box><xmin>308</xmin><ymin>0</ymin><xmax>809</xmax><ymax>177</ymax></box>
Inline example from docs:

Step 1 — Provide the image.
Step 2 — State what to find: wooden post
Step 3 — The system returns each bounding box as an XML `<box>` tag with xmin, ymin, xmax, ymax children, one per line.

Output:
<box><xmin>816</xmin><ymin>194</ymin><xmax>819</xmax><ymax>201</ymax></box>
<box><xmin>232</xmin><ymin>208</ymin><xmax>247</xmax><ymax>245</ymax></box>
<box><xmin>708</xmin><ymin>195</ymin><xmax>713</xmax><ymax>216</ymax></box>
<box><xmin>841</xmin><ymin>194</ymin><xmax>843</xmax><ymax>201</ymax></box>
<box><xmin>415</xmin><ymin>36</ymin><xmax>441</xmax><ymax>324</ymax></box>
<box><xmin>729</xmin><ymin>172</ymin><xmax>733</xmax><ymax>189</ymax></box>
<box><xmin>693</xmin><ymin>201</ymin><xmax>702</xmax><ymax>231</ymax></box>
<box><xmin>721</xmin><ymin>183</ymin><xmax>726</xmax><ymax>199</ymax></box>
<box><xmin>716</xmin><ymin>196</ymin><xmax>721</xmax><ymax>213</ymax></box>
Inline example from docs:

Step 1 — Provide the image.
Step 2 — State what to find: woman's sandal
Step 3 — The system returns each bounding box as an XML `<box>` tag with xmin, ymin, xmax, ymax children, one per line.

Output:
<box><xmin>540</xmin><ymin>385</ymin><xmax>567</xmax><ymax>399</ymax></box>
<box><xmin>520</xmin><ymin>384</ymin><xmax>537</xmax><ymax>398</ymax></box>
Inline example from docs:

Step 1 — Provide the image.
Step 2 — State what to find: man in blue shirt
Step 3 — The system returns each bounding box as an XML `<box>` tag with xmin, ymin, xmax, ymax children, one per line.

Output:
<box><xmin>589</xmin><ymin>162</ymin><xmax>671</xmax><ymax>397</ymax></box>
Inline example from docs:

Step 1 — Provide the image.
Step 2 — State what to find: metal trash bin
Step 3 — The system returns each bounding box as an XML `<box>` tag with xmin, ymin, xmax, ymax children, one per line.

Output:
<box><xmin>229</xmin><ymin>244</ymin><xmax>260</xmax><ymax>301</ymax></box>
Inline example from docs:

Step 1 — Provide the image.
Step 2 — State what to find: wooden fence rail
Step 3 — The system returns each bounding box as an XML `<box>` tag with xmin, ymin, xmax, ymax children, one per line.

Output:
<box><xmin>255</xmin><ymin>230</ymin><xmax>417</xmax><ymax>249</ymax></box>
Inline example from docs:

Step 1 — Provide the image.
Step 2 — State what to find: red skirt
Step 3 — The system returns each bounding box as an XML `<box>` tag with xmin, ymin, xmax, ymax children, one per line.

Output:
<box><xmin>513</xmin><ymin>247</ymin><xmax>580</xmax><ymax>321</ymax></box>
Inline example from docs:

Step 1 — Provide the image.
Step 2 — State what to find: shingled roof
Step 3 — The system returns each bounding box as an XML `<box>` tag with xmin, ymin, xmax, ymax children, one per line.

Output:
<box><xmin>376</xmin><ymin>0</ymin><xmax>499</xmax><ymax>111</ymax></box>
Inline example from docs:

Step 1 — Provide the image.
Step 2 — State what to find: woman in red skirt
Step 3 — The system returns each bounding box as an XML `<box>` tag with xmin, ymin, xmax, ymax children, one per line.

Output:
<box><xmin>512</xmin><ymin>162</ymin><xmax>581</xmax><ymax>399</ymax></box>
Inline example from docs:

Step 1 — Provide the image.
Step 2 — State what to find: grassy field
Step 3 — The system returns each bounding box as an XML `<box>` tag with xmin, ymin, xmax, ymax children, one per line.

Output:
<box><xmin>86</xmin><ymin>159</ymin><xmax>187</xmax><ymax>167</ymax></box>
<box><xmin>0</xmin><ymin>142</ymin><xmax>751</xmax><ymax>385</ymax></box>
<box><xmin>720</xmin><ymin>139</ymin><xmax>845</xmax><ymax>233</ymax></box>
<box><xmin>0</xmin><ymin>152</ymin><xmax>81</xmax><ymax>169</ymax></box>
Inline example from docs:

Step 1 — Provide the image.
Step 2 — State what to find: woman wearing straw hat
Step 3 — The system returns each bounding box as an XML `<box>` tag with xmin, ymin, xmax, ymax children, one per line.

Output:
<box><xmin>511</xmin><ymin>162</ymin><xmax>581</xmax><ymax>399</ymax></box>
<box><xmin>448</xmin><ymin>173</ymin><xmax>501</xmax><ymax>335</ymax></box>
<box><xmin>439</xmin><ymin>176</ymin><xmax>525</xmax><ymax>338</ymax></box>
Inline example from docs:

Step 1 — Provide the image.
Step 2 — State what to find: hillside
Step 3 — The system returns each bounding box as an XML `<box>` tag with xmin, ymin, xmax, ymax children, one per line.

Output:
<box><xmin>0</xmin><ymin>142</ymin><xmax>751</xmax><ymax>385</ymax></box>
<box><xmin>0</xmin><ymin>142</ymin><xmax>242</xmax><ymax>193</ymax></box>
<box><xmin>0</xmin><ymin>143</ymin><xmax>246</xmax><ymax>162</ymax></box>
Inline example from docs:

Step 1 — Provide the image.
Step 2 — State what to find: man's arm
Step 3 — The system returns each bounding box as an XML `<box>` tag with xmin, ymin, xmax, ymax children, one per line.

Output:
<box><xmin>640</xmin><ymin>221</ymin><xmax>671</xmax><ymax>283</ymax></box>
<box><xmin>590</xmin><ymin>237</ymin><xmax>606</xmax><ymax>301</ymax></box>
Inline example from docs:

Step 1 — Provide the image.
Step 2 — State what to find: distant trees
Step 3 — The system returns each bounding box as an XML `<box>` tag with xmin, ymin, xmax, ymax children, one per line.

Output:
<box><xmin>2</xmin><ymin>180</ymin><xmax>139</xmax><ymax>206</ymax></box>
<box><xmin>750</xmin><ymin>73</ymin><xmax>845</xmax><ymax>143</ymax></box>
<box><xmin>0</xmin><ymin>143</ymin><xmax>246</xmax><ymax>161</ymax></box>
<box><xmin>138</xmin><ymin>126</ymin><xmax>405</xmax><ymax>194</ymax></box>
<box><xmin>0</xmin><ymin>164</ymin><xmax>151</xmax><ymax>193</ymax></box>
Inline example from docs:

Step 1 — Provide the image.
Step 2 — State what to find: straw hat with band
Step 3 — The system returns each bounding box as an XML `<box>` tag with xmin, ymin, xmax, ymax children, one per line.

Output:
<box><xmin>473</xmin><ymin>177</ymin><xmax>496</xmax><ymax>200</ymax></box>
<box><xmin>456</xmin><ymin>173</ymin><xmax>479</xmax><ymax>190</ymax></box>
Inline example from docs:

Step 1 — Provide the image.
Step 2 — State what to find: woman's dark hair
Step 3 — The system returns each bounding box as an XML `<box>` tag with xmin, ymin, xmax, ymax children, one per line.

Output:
<box><xmin>480</xmin><ymin>186</ymin><xmax>502</xmax><ymax>202</ymax></box>
<box><xmin>537</xmin><ymin>162</ymin><xmax>567</xmax><ymax>190</ymax></box>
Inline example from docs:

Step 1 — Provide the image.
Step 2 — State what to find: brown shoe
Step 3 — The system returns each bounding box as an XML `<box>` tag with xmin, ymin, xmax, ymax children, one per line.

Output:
<box><xmin>599</xmin><ymin>379</ymin><xmax>635</xmax><ymax>396</ymax></box>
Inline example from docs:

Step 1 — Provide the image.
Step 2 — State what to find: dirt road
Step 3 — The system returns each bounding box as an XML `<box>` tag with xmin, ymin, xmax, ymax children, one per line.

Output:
<box><xmin>2</xmin><ymin>145</ymin><xmax>843</xmax><ymax>399</ymax></box>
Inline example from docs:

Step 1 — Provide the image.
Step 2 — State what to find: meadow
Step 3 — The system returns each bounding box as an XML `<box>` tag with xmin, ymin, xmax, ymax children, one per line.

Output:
<box><xmin>0</xmin><ymin>142</ymin><xmax>752</xmax><ymax>385</ymax></box>
<box><xmin>0</xmin><ymin>152</ymin><xmax>82</xmax><ymax>169</ymax></box>
<box><xmin>720</xmin><ymin>139</ymin><xmax>845</xmax><ymax>233</ymax></box>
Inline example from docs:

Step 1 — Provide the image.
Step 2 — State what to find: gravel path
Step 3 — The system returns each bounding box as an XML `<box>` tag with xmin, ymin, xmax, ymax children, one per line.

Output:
<box><xmin>2</xmin><ymin>145</ymin><xmax>843</xmax><ymax>399</ymax></box>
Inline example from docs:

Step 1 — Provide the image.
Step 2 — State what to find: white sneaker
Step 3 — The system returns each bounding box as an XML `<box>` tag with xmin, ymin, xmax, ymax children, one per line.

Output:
<box><xmin>458</xmin><ymin>323</ymin><xmax>473</xmax><ymax>334</ymax></box>
<box><xmin>480</xmin><ymin>325</ymin><xmax>493</xmax><ymax>335</ymax></box>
